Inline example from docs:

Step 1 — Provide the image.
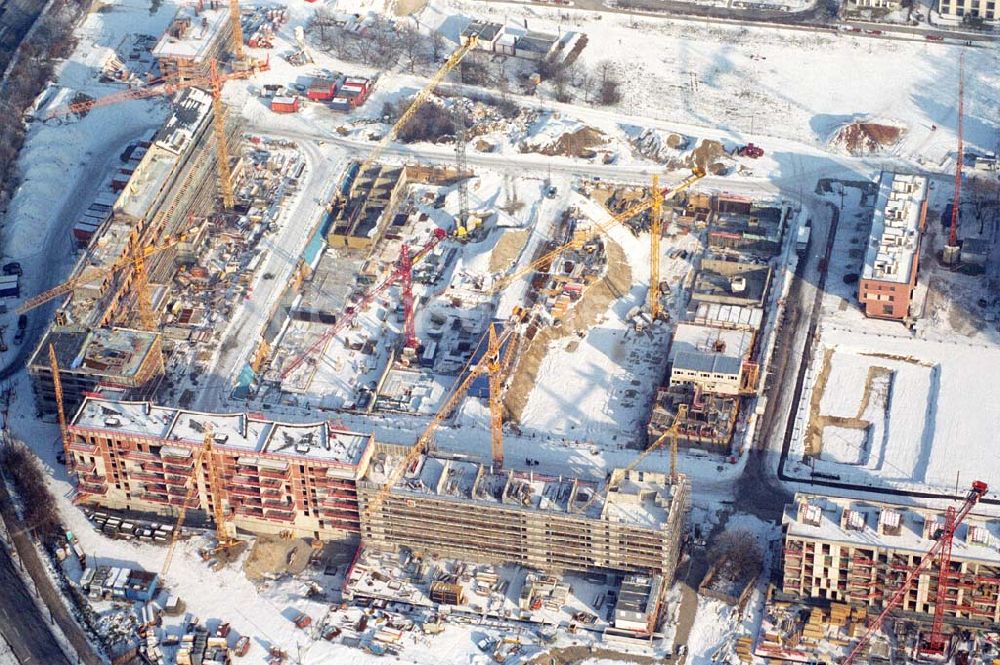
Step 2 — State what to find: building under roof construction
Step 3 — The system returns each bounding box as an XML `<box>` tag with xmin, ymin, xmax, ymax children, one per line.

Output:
<box><xmin>358</xmin><ymin>444</ymin><xmax>688</xmax><ymax>577</ymax></box>
<box><xmin>781</xmin><ymin>493</ymin><xmax>1000</xmax><ymax>624</ymax></box>
<box><xmin>28</xmin><ymin>328</ymin><xmax>164</xmax><ymax>417</ymax></box>
<box><xmin>152</xmin><ymin>4</ymin><xmax>233</xmax><ymax>80</ymax></box>
<box><xmin>857</xmin><ymin>172</ymin><xmax>928</xmax><ymax>321</ymax></box>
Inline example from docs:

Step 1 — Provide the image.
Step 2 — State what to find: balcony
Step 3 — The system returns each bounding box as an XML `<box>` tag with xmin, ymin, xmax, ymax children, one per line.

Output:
<box><xmin>237</xmin><ymin>505</ymin><xmax>265</xmax><ymax>518</ymax></box>
<box><xmin>125</xmin><ymin>450</ymin><xmax>160</xmax><ymax>463</ymax></box>
<box><xmin>69</xmin><ymin>439</ymin><xmax>99</xmax><ymax>454</ymax></box>
<box><xmin>74</xmin><ymin>461</ymin><xmax>97</xmax><ymax>474</ymax></box>
<box><xmin>265</xmin><ymin>509</ymin><xmax>296</xmax><ymax>523</ymax></box>
<box><xmin>78</xmin><ymin>480</ymin><xmax>108</xmax><ymax>495</ymax></box>
<box><xmin>164</xmin><ymin>463</ymin><xmax>195</xmax><ymax>475</ymax></box>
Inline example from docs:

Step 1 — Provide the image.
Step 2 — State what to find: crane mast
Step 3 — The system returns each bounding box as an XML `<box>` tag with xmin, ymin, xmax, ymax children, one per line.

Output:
<box><xmin>843</xmin><ymin>480</ymin><xmax>989</xmax><ymax>664</ymax></box>
<box><xmin>649</xmin><ymin>174</ymin><xmax>663</xmax><ymax>321</ymax></box>
<box><xmin>944</xmin><ymin>50</ymin><xmax>965</xmax><ymax>263</ymax></box>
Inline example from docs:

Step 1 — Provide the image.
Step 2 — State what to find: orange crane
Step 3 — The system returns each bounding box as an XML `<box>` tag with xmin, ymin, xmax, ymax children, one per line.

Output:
<box><xmin>649</xmin><ymin>174</ymin><xmax>664</xmax><ymax>320</ymax></box>
<box><xmin>488</xmin><ymin>169</ymin><xmax>705</xmax><ymax>295</ymax></box>
<box><xmin>945</xmin><ymin>50</ymin><xmax>965</xmax><ymax>260</ymax></box>
<box><xmin>229</xmin><ymin>0</ymin><xmax>245</xmax><ymax>64</ymax></box>
<box><xmin>17</xmin><ymin>230</ymin><xmax>194</xmax><ymax>316</ymax></box>
<box><xmin>364</xmin><ymin>316</ymin><xmax>521</xmax><ymax>523</ymax></box>
<box><xmin>843</xmin><ymin>480</ymin><xmax>989</xmax><ymax>664</ymax></box>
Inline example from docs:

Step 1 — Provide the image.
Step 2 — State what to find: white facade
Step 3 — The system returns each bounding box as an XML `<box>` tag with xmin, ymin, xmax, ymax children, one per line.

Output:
<box><xmin>938</xmin><ymin>0</ymin><xmax>998</xmax><ymax>22</ymax></box>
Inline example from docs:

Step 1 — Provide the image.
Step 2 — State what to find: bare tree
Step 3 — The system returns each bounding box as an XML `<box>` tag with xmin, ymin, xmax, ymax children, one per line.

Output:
<box><xmin>967</xmin><ymin>174</ymin><xmax>1000</xmax><ymax>235</ymax></box>
<box><xmin>708</xmin><ymin>529</ymin><xmax>763</xmax><ymax>582</ymax></box>
<box><xmin>431</xmin><ymin>31</ymin><xmax>445</xmax><ymax>62</ymax></box>
<box><xmin>398</xmin><ymin>23</ymin><xmax>426</xmax><ymax>73</ymax></box>
<box><xmin>589</xmin><ymin>60</ymin><xmax>622</xmax><ymax>106</ymax></box>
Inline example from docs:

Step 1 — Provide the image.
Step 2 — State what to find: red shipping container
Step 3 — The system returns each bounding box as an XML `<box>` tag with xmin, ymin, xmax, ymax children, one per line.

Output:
<box><xmin>271</xmin><ymin>96</ymin><xmax>300</xmax><ymax>113</ymax></box>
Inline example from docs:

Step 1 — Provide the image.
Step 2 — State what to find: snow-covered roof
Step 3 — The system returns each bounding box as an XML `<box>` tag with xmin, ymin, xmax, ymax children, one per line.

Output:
<box><xmin>784</xmin><ymin>493</ymin><xmax>1000</xmax><ymax>565</ymax></box>
<box><xmin>151</xmin><ymin>5</ymin><xmax>230</xmax><ymax>62</ymax></box>
<box><xmin>691</xmin><ymin>303</ymin><xmax>764</xmax><ymax>331</ymax></box>
<box><xmin>861</xmin><ymin>172</ymin><xmax>927</xmax><ymax>285</ymax></box>
<box><xmin>370</xmin><ymin>452</ymin><xmax>680</xmax><ymax>530</ymax></box>
<box><xmin>668</xmin><ymin>323</ymin><xmax>752</xmax><ymax>364</ymax></box>
<box><xmin>70</xmin><ymin>397</ymin><xmax>372</xmax><ymax>467</ymax></box>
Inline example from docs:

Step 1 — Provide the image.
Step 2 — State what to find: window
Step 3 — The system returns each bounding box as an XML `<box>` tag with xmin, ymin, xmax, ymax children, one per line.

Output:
<box><xmin>883</xmin><ymin>304</ymin><xmax>894</xmax><ymax>315</ymax></box>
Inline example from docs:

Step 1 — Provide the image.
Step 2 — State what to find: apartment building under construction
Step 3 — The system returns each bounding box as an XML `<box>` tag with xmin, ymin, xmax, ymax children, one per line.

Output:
<box><xmin>67</xmin><ymin>398</ymin><xmax>687</xmax><ymax>578</ymax></box>
<box><xmin>30</xmin><ymin>88</ymin><xmax>242</xmax><ymax>415</ymax></box>
<box><xmin>781</xmin><ymin>493</ymin><xmax>1000</xmax><ymax>626</ymax></box>
<box><xmin>27</xmin><ymin>328</ymin><xmax>165</xmax><ymax>417</ymax></box>
<box><xmin>358</xmin><ymin>444</ymin><xmax>689</xmax><ymax>578</ymax></box>
<box><xmin>66</xmin><ymin>397</ymin><xmax>374</xmax><ymax>538</ymax></box>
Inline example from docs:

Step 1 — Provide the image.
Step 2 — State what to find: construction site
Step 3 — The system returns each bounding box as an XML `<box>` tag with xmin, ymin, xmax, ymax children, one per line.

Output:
<box><xmin>9</xmin><ymin>14</ymin><xmax>801</xmax><ymax>656</ymax></box>
<box><xmin>6</xmin><ymin>0</ymin><xmax>998</xmax><ymax>660</ymax></box>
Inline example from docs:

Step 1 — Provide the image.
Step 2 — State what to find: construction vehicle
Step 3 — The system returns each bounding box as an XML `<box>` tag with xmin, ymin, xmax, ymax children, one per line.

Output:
<box><xmin>364</xmin><ymin>313</ymin><xmax>522</xmax><ymax>522</ymax></box>
<box><xmin>843</xmin><ymin>480</ymin><xmax>989</xmax><ymax>664</ymax></box>
<box><xmin>276</xmin><ymin>228</ymin><xmax>447</xmax><ymax>382</ymax></box>
<box><xmin>736</xmin><ymin>143</ymin><xmax>764</xmax><ymax>159</ymax></box>
<box><xmin>489</xmin><ymin>168</ymin><xmax>705</xmax><ymax>296</ymax></box>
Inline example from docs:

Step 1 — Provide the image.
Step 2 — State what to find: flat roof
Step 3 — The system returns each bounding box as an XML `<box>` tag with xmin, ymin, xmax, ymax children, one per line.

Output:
<box><xmin>70</xmin><ymin>397</ymin><xmax>371</xmax><ymax>467</ymax></box>
<box><xmin>862</xmin><ymin>172</ymin><xmax>927</xmax><ymax>285</ymax></box>
<box><xmin>669</xmin><ymin>323</ymin><xmax>752</xmax><ymax>363</ymax></box>
<box><xmin>784</xmin><ymin>492</ymin><xmax>1000</xmax><ymax>566</ymax></box>
<box><xmin>367</xmin><ymin>451</ymin><xmax>682</xmax><ymax>530</ymax></box>
<box><xmin>116</xmin><ymin>89</ymin><xmax>213</xmax><ymax>221</ymax></box>
<box><xmin>152</xmin><ymin>6</ymin><xmax>230</xmax><ymax>62</ymax></box>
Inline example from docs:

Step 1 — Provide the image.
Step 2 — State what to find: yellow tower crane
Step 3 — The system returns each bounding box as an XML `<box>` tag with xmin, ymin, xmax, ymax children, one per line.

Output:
<box><xmin>17</xmin><ymin>230</ymin><xmax>194</xmax><ymax>316</ymax></box>
<box><xmin>649</xmin><ymin>174</ymin><xmax>663</xmax><ymax>321</ymax></box>
<box><xmin>47</xmin><ymin>344</ymin><xmax>73</xmax><ymax>471</ymax></box>
<box><xmin>488</xmin><ymin>168</ymin><xmax>706</xmax><ymax>295</ymax></box>
<box><xmin>364</xmin><ymin>318</ymin><xmax>521</xmax><ymax>524</ymax></box>
<box><xmin>161</xmin><ymin>428</ymin><xmax>218</xmax><ymax>577</ymax></box>
<box><xmin>229</xmin><ymin>0</ymin><xmax>245</xmax><ymax>63</ymax></box>
<box><xmin>622</xmin><ymin>404</ymin><xmax>688</xmax><ymax>482</ymax></box>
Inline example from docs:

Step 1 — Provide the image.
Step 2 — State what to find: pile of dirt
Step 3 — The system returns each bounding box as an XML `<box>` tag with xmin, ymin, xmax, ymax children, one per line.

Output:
<box><xmin>523</xmin><ymin>126</ymin><xmax>607</xmax><ymax>159</ymax></box>
<box><xmin>687</xmin><ymin>138</ymin><xmax>730</xmax><ymax>172</ymax></box>
<box><xmin>489</xmin><ymin>229</ymin><xmax>530</xmax><ymax>272</ymax></box>
<box><xmin>504</xmin><ymin>239</ymin><xmax>631</xmax><ymax>422</ymax></box>
<box><xmin>243</xmin><ymin>536</ymin><xmax>314</xmax><ymax>580</ymax></box>
<box><xmin>831</xmin><ymin>121</ymin><xmax>903</xmax><ymax>155</ymax></box>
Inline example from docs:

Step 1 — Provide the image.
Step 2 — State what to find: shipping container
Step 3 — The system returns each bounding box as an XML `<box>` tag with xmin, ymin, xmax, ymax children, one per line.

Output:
<box><xmin>271</xmin><ymin>96</ymin><xmax>300</xmax><ymax>113</ymax></box>
<box><xmin>0</xmin><ymin>275</ymin><xmax>19</xmax><ymax>299</ymax></box>
<box><xmin>330</xmin><ymin>97</ymin><xmax>352</xmax><ymax>112</ymax></box>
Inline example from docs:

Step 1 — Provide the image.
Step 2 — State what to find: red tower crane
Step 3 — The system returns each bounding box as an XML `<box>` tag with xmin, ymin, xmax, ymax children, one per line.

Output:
<box><xmin>947</xmin><ymin>51</ymin><xmax>966</xmax><ymax>255</ymax></box>
<box><xmin>844</xmin><ymin>480</ymin><xmax>989</xmax><ymax>664</ymax></box>
<box><xmin>278</xmin><ymin>228</ymin><xmax>446</xmax><ymax>381</ymax></box>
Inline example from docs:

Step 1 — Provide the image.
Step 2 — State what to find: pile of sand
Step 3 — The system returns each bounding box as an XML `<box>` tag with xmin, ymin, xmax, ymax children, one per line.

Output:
<box><xmin>629</xmin><ymin>128</ymin><xmax>690</xmax><ymax>164</ymax></box>
<box><xmin>831</xmin><ymin>122</ymin><xmax>903</xmax><ymax>155</ymax></box>
<box><xmin>523</xmin><ymin>126</ymin><xmax>607</xmax><ymax>159</ymax></box>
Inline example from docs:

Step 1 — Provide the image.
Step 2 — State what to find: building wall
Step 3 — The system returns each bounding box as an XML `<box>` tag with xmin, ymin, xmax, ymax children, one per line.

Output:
<box><xmin>857</xmin><ymin>194</ymin><xmax>927</xmax><ymax>321</ymax></box>
<box><xmin>857</xmin><ymin>277</ymin><xmax>912</xmax><ymax>320</ymax></box>
<box><xmin>357</xmin><ymin>456</ymin><xmax>688</xmax><ymax>578</ymax></box>
<box><xmin>668</xmin><ymin>367</ymin><xmax>742</xmax><ymax>396</ymax></box>
<box><xmin>938</xmin><ymin>0</ymin><xmax>998</xmax><ymax>22</ymax></box>
<box><xmin>30</xmin><ymin>335</ymin><xmax>165</xmax><ymax>416</ymax></box>
<box><xmin>781</xmin><ymin>533</ymin><xmax>1000</xmax><ymax>624</ymax></box>
<box><xmin>66</xmin><ymin>423</ymin><xmax>373</xmax><ymax>540</ymax></box>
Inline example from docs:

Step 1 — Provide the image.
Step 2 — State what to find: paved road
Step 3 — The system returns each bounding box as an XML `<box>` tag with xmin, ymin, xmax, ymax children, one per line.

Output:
<box><xmin>480</xmin><ymin>0</ymin><xmax>996</xmax><ymax>43</ymax></box>
<box><xmin>0</xmin><ymin>540</ymin><xmax>72</xmax><ymax>665</ymax></box>
<box><xmin>0</xmin><ymin>468</ymin><xmax>103</xmax><ymax>665</ymax></box>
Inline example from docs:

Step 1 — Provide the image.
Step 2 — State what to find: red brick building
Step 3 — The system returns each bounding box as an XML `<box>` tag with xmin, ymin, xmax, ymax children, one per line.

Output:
<box><xmin>857</xmin><ymin>172</ymin><xmax>928</xmax><ymax>321</ymax></box>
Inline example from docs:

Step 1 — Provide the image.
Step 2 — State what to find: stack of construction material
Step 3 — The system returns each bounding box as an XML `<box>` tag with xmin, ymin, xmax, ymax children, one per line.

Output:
<box><xmin>801</xmin><ymin>607</ymin><xmax>825</xmax><ymax>642</ymax></box>
<box><xmin>735</xmin><ymin>636</ymin><xmax>754</xmax><ymax>663</ymax></box>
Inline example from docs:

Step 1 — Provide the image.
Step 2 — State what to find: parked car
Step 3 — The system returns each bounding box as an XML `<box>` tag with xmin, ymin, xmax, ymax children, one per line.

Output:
<box><xmin>2</xmin><ymin>262</ymin><xmax>22</xmax><ymax>276</ymax></box>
